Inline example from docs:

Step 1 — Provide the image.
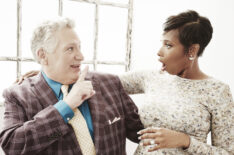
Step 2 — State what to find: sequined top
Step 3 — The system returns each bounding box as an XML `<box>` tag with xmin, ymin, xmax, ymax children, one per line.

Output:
<box><xmin>120</xmin><ymin>70</ymin><xmax>234</xmax><ymax>155</ymax></box>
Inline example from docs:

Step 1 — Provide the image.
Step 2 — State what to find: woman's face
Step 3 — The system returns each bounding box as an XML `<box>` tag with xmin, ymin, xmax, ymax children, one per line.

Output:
<box><xmin>157</xmin><ymin>29</ymin><xmax>190</xmax><ymax>75</ymax></box>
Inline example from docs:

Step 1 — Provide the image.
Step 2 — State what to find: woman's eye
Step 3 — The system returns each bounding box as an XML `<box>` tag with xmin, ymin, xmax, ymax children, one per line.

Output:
<box><xmin>165</xmin><ymin>43</ymin><xmax>172</xmax><ymax>49</ymax></box>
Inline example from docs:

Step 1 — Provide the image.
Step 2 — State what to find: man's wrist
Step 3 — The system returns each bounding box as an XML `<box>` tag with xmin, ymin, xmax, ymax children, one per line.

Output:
<box><xmin>63</xmin><ymin>98</ymin><xmax>82</xmax><ymax>110</ymax></box>
<box><xmin>54</xmin><ymin>100</ymin><xmax>74</xmax><ymax>123</ymax></box>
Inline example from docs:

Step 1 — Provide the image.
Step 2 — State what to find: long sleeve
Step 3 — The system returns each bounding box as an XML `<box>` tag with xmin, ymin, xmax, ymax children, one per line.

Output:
<box><xmin>185</xmin><ymin>84</ymin><xmax>234</xmax><ymax>154</ymax></box>
<box><xmin>119</xmin><ymin>70</ymin><xmax>146</xmax><ymax>94</ymax></box>
<box><xmin>0</xmin><ymin>89</ymin><xmax>70</xmax><ymax>155</ymax></box>
<box><xmin>118</xmin><ymin>76</ymin><xmax>144</xmax><ymax>143</ymax></box>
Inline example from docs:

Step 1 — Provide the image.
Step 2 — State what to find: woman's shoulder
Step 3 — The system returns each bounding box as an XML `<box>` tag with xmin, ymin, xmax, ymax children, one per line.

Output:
<box><xmin>202</xmin><ymin>77</ymin><xmax>231</xmax><ymax>93</ymax></box>
<box><xmin>202</xmin><ymin>77</ymin><xmax>233</xmax><ymax>107</ymax></box>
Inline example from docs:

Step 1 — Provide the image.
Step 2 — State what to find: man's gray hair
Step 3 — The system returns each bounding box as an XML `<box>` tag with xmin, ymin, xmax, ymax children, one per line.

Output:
<box><xmin>31</xmin><ymin>17</ymin><xmax>75</xmax><ymax>63</ymax></box>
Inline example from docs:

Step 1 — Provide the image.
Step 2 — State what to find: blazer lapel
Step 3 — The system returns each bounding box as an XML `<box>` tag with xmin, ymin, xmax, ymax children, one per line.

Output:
<box><xmin>86</xmin><ymin>73</ymin><xmax>106</xmax><ymax>154</ymax></box>
<box><xmin>31</xmin><ymin>72</ymin><xmax>106</xmax><ymax>153</ymax></box>
<box><xmin>30</xmin><ymin>72</ymin><xmax>58</xmax><ymax>108</ymax></box>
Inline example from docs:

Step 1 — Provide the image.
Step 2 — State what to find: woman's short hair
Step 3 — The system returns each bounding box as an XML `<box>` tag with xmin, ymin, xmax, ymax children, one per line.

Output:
<box><xmin>31</xmin><ymin>17</ymin><xmax>75</xmax><ymax>63</ymax></box>
<box><xmin>163</xmin><ymin>10</ymin><xmax>213</xmax><ymax>56</ymax></box>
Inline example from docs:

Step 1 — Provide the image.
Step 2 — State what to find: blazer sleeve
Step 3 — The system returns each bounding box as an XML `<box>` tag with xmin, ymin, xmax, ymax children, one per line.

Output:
<box><xmin>185</xmin><ymin>84</ymin><xmax>234</xmax><ymax>154</ymax></box>
<box><xmin>118</xmin><ymin>76</ymin><xmax>144</xmax><ymax>143</ymax></box>
<box><xmin>0</xmin><ymin>88</ymin><xmax>70</xmax><ymax>155</ymax></box>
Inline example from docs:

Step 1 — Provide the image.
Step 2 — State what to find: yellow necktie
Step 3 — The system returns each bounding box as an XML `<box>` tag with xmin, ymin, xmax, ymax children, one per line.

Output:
<box><xmin>61</xmin><ymin>85</ymin><xmax>96</xmax><ymax>155</ymax></box>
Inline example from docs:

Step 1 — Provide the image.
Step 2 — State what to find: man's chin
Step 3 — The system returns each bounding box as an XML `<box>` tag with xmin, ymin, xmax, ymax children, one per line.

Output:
<box><xmin>62</xmin><ymin>76</ymin><xmax>79</xmax><ymax>85</ymax></box>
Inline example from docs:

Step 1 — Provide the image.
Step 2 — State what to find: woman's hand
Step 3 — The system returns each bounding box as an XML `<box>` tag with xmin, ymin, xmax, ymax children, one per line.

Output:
<box><xmin>138</xmin><ymin>127</ymin><xmax>190</xmax><ymax>152</ymax></box>
<box><xmin>15</xmin><ymin>70</ymin><xmax>40</xmax><ymax>84</ymax></box>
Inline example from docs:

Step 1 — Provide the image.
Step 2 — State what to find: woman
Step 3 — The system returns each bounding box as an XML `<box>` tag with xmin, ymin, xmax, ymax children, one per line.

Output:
<box><xmin>119</xmin><ymin>10</ymin><xmax>234</xmax><ymax>154</ymax></box>
<box><xmin>17</xmin><ymin>10</ymin><xmax>234</xmax><ymax>154</ymax></box>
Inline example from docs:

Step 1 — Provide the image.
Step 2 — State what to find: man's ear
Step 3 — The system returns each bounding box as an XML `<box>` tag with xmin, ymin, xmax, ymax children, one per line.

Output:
<box><xmin>188</xmin><ymin>44</ymin><xmax>200</xmax><ymax>59</ymax></box>
<box><xmin>37</xmin><ymin>49</ymin><xmax>48</xmax><ymax>65</ymax></box>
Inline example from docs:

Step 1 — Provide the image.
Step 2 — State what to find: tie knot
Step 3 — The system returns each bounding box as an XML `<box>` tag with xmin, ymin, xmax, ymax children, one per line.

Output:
<box><xmin>61</xmin><ymin>85</ymin><xmax>69</xmax><ymax>98</ymax></box>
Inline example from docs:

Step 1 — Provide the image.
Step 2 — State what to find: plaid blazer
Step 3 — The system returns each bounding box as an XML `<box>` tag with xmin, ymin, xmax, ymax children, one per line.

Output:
<box><xmin>0</xmin><ymin>72</ymin><xmax>143</xmax><ymax>155</ymax></box>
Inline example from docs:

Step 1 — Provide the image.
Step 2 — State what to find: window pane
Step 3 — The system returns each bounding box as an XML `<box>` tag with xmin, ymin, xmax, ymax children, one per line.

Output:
<box><xmin>102</xmin><ymin>0</ymin><xmax>129</xmax><ymax>5</ymax></box>
<box><xmin>97</xmin><ymin>6</ymin><xmax>127</xmax><ymax>62</ymax></box>
<box><xmin>21</xmin><ymin>62</ymin><xmax>41</xmax><ymax>75</ymax></box>
<box><xmin>0</xmin><ymin>1</ymin><xmax>17</xmax><ymax>57</ymax></box>
<box><xmin>21</xmin><ymin>0</ymin><xmax>58</xmax><ymax>58</ymax></box>
<box><xmin>80</xmin><ymin>63</ymin><xmax>94</xmax><ymax>72</ymax></box>
<box><xmin>63</xmin><ymin>1</ymin><xmax>95</xmax><ymax>61</ymax></box>
<box><xmin>0</xmin><ymin>62</ymin><xmax>16</xmax><ymax>102</ymax></box>
<box><xmin>96</xmin><ymin>64</ymin><xmax>125</xmax><ymax>75</ymax></box>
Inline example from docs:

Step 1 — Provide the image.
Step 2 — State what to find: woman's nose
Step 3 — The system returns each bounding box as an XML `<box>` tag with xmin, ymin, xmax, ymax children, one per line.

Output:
<box><xmin>157</xmin><ymin>48</ymin><xmax>163</xmax><ymax>57</ymax></box>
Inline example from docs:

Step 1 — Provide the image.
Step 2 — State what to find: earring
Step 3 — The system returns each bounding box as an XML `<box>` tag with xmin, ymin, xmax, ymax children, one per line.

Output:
<box><xmin>189</xmin><ymin>55</ymin><xmax>194</xmax><ymax>61</ymax></box>
<box><xmin>189</xmin><ymin>57</ymin><xmax>194</xmax><ymax>61</ymax></box>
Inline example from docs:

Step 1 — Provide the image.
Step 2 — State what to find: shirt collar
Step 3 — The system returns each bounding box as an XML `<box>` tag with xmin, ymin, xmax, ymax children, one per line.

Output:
<box><xmin>41</xmin><ymin>71</ymin><xmax>62</xmax><ymax>98</ymax></box>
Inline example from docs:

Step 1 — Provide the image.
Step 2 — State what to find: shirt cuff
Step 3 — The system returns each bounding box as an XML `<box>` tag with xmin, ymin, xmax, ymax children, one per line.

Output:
<box><xmin>54</xmin><ymin>100</ymin><xmax>74</xmax><ymax>123</ymax></box>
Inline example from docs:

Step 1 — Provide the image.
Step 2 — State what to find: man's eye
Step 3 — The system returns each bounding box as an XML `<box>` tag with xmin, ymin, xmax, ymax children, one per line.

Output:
<box><xmin>67</xmin><ymin>47</ymin><xmax>73</xmax><ymax>51</ymax></box>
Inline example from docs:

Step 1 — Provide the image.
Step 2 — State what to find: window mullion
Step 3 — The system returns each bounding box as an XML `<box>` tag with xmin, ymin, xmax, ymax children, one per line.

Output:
<box><xmin>17</xmin><ymin>0</ymin><xmax>22</xmax><ymax>78</ymax></box>
<box><xmin>59</xmin><ymin>0</ymin><xmax>63</xmax><ymax>16</ymax></box>
<box><xmin>125</xmin><ymin>0</ymin><xmax>133</xmax><ymax>71</ymax></box>
<box><xmin>93</xmin><ymin>3</ymin><xmax>99</xmax><ymax>70</ymax></box>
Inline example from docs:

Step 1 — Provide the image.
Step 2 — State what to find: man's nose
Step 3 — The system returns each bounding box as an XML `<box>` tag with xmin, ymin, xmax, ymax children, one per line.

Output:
<box><xmin>75</xmin><ymin>51</ymin><xmax>84</xmax><ymax>61</ymax></box>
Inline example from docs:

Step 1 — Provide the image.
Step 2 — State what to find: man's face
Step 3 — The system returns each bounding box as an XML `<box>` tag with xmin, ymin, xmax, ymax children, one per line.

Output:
<box><xmin>45</xmin><ymin>27</ymin><xmax>84</xmax><ymax>84</ymax></box>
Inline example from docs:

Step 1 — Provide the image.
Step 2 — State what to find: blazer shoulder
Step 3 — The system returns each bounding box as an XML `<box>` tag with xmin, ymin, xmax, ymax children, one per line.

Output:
<box><xmin>88</xmin><ymin>71</ymin><xmax>119</xmax><ymax>82</ymax></box>
<box><xmin>3</xmin><ymin>75</ymin><xmax>39</xmax><ymax>102</ymax></box>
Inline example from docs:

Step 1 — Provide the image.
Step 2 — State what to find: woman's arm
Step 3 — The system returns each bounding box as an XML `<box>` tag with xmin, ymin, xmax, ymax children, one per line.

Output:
<box><xmin>184</xmin><ymin>84</ymin><xmax>234</xmax><ymax>154</ymax></box>
<box><xmin>138</xmin><ymin>84</ymin><xmax>234</xmax><ymax>154</ymax></box>
<box><xmin>119</xmin><ymin>70</ymin><xmax>146</xmax><ymax>94</ymax></box>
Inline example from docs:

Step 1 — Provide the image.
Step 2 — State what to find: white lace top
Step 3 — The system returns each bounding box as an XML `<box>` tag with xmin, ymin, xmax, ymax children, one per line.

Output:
<box><xmin>120</xmin><ymin>70</ymin><xmax>234</xmax><ymax>155</ymax></box>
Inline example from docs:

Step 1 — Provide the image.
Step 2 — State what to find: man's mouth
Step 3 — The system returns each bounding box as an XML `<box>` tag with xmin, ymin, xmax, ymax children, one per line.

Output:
<box><xmin>70</xmin><ymin>64</ymin><xmax>80</xmax><ymax>69</ymax></box>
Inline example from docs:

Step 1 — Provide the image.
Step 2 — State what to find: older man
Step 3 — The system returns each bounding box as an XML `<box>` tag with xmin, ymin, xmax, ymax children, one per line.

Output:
<box><xmin>0</xmin><ymin>17</ymin><xmax>143</xmax><ymax>155</ymax></box>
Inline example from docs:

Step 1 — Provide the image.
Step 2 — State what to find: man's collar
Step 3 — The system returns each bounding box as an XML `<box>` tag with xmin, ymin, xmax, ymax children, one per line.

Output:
<box><xmin>41</xmin><ymin>71</ymin><xmax>62</xmax><ymax>98</ymax></box>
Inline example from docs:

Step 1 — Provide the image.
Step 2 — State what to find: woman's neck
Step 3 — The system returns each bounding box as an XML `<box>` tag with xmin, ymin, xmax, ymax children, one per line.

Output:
<box><xmin>179</xmin><ymin>59</ymin><xmax>209</xmax><ymax>80</ymax></box>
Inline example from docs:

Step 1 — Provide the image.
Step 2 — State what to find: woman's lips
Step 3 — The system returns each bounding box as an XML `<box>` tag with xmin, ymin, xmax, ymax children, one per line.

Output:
<box><xmin>158</xmin><ymin>58</ymin><xmax>166</xmax><ymax>71</ymax></box>
<box><xmin>161</xmin><ymin>63</ymin><xmax>166</xmax><ymax>71</ymax></box>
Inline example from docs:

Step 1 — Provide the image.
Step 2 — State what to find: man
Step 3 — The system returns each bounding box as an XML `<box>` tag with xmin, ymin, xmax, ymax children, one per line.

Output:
<box><xmin>0</xmin><ymin>17</ymin><xmax>143</xmax><ymax>155</ymax></box>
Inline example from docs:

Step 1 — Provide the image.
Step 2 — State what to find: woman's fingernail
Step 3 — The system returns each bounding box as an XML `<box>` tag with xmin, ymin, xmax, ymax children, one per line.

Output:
<box><xmin>138</xmin><ymin>136</ymin><xmax>141</xmax><ymax>140</ymax></box>
<box><xmin>137</xmin><ymin>131</ymin><xmax>141</xmax><ymax>134</ymax></box>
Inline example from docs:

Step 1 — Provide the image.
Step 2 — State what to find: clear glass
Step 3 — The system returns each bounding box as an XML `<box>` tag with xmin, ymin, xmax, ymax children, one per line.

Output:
<box><xmin>97</xmin><ymin>6</ymin><xmax>128</xmax><ymax>62</ymax></box>
<box><xmin>102</xmin><ymin>0</ymin><xmax>129</xmax><ymax>5</ymax></box>
<box><xmin>63</xmin><ymin>1</ymin><xmax>95</xmax><ymax>61</ymax></box>
<box><xmin>21</xmin><ymin>0</ymin><xmax>58</xmax><ymax>58</ymax></box>
<box><xmin>80</xmin><ymin>63</ymin><xmax>94</xmax><ymax>72</ymax></box>
<box><xmin>0</xmin><ymin>62</ymin><xmax>17</xmax><ymax>102</ymax></box>
<box><xmin>21</xmin><ymin>62</ymin><xmax>41</xmax><ymax>75</ymax></box>
<box><xmin>96</xmin><ymin>64</ymin><xmax>125</xmax><ymax>75</ymax></box>
<box><xmin>0</xmin><ymin>1</ymin><xmax>17</xmax><ymax>57</ymax></box>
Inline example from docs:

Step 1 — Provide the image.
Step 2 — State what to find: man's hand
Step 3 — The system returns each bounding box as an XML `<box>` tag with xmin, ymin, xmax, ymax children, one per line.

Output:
<box><xmin>63</xmin><ymin>66</ymin><xmax>95</xmax><ymax>110</ymax></box>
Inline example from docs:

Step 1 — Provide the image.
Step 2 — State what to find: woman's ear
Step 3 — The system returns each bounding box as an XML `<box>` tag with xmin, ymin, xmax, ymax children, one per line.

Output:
<box><xmin>37</xmin><ymin>49</ymin><xmax>48</xmax><ymax>65</ymax></box>
<box><xmin>188</xmin><ymin>44</ymin><xmax>200</xmax><ymax>60</ymax></box>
